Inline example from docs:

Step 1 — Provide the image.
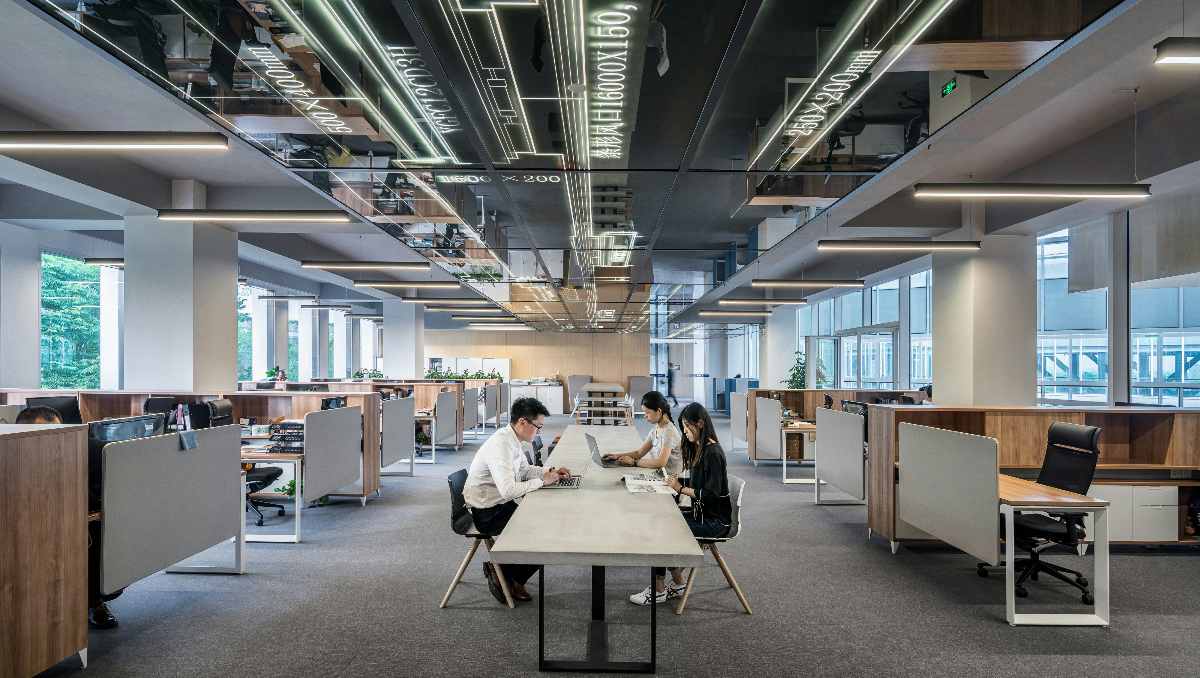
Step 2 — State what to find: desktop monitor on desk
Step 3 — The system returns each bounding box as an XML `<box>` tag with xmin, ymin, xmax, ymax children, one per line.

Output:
<box><xmin>26</xmin><ymin>396</ymin><xmax>82</xmax><ymax>424</ymax></box>
<box><xmin>286</xmin><ymin>383</ymin><xmax>330</xmax><ymax>392</ymax></box>
<box><xmin>321</xmin><ymin>396</ymin><xmax>346</xmax><ymax>410</ymax></box>
<box><xmin>87</xmin><ymin>414</ymin><xmax>164</xmax><ymax>510</ymax></box>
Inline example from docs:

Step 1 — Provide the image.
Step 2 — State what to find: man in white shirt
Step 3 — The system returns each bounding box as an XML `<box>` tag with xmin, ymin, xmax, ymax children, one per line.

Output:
<box><xmin>466</xmin><ymin>397</ymin><xmax>571</xmax><ymax>604</ymax></box>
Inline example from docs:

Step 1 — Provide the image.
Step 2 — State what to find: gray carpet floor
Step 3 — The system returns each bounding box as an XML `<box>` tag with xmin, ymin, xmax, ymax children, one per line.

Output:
<box><xmin>39</xmin><ymin>413</ymin><xmax>1200</xmax><ymax>677</ymax></box>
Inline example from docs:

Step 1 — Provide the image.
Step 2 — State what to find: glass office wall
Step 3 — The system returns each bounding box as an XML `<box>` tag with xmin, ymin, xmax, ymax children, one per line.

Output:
<box><xmin>870</xmin><ymin>279</ymin><xmax>900</xmax><ymax>324</ymax></box>
<box><xmin>1129</xmin><ymin>204</ymin><xmax>1200</xmax><ymax>406</ymax></box>
<box><xmin>287</xmin><ymin>300</ymin><xmax>300</xmax><ymax>379</ymax></box>
<box><xmin>40</xmin><ymin>253</ymin><xmax>105</xmax><ymax>388</ymax></box>
<box><xmin>1036</xmin><ymin>225</ymin><xmax>1109</xmax><ymax>402</ymax></box>
<box><xmin>236</xmin><ymin>284</ymin><xmax>255</xmax><ymax>381</ymax></box>
<box><xmin>909</xmin><ymin>270</ymin><xmax>933</xmax><ymax>388</ymax></box>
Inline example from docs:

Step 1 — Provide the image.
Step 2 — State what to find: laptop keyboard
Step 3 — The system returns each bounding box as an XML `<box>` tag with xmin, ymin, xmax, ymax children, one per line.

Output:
<box><xmin>555</xmin><ymin>475</ymin><xmax>581</xmax><ymax>488</ymax></box>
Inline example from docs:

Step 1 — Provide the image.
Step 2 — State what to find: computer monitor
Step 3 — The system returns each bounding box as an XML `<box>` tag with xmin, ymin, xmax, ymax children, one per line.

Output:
<box><xmin>286</xmin><ymin>383</ymin><xmax>329</xmax><ymax>392</ymax></box>
<box><xmin>255</xmin><ymin>382</ymin><xmax>277</xmax><ymax>390</ymax></box>
<box><xmin>27</xmin><ymin>396</ymin><xmax>82</xmax><ymax>424</ymax></box>
<box><xmin>87</xmin><ymin>414</ymin><xmax>164</xmax><ymax>510</ymax></box>
<box><xmin>321</xmin><ymin>396</ymin><xmax>346</xmax><ymax>410</ymax></box>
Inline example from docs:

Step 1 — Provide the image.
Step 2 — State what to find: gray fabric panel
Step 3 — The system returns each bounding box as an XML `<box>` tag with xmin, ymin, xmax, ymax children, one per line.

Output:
<box><xmin>381</xmin><ymin>397</ymin><xmax>415</xmax><ymax>467</ymax></box>
<box><xmin>484</xmin><ymin>384</ymin><xmax>498</xmax><ymax>422</ymax></box>
<box><xmin>566</xmin><ymin>374</ymin><xmax>592</xmax><ymax>404</ymax></box>
<box><xmin>499</xmin><ymin>383</ymin><xmax>510</xmax><ymax>418</ymax></box>
<box><xmin>754</xmin><ymin>397</ymin><xmax>783</xmax><ymax>460</ymax></box>
<box><xmin>303</xmin><ymin>406</ymin><xmax>364</xmax><ymax>499</ymax></box>
<box><xmin>0</xmin><ymin>404</ymin><xmax>25</xmax><ymax>423</ymax></box>
<box><xmin>101</xmin><ymin>425</ymin><xmax>241</xmax><ymax>594</ymax></box>
<box><xmin>730</xmin><ymin>393</ymin><xmax>746</xmax><ymax>445</ymax></box>
<box><xmin>627</xmin><ymin>376</ymin><xmax>652</xmax><ymax>411</ymax></box>
<box><xmin>435</xmin><ymin>391</ymin><xmax>457</xmax><ymax>444</ymax></box>
<box><xmin>462</xmin><ymin>388</ymin><xmax>479</xmax><ymax>429</ymax></box>
<box><xmin>815</xmin><ymin>408</ymin><xmax>865</xmax><ymax>500</ymax></box>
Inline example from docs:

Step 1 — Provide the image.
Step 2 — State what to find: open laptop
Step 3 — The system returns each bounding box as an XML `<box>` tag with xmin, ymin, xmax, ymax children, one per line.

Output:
<box><xmin>587</xmin><ymin>433</ymin><xmax>621</xmax><ymax>468</ymax></box>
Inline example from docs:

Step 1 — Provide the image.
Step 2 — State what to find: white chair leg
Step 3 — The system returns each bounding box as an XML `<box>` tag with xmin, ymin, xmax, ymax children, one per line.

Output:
<box><xmin>440</xmin><ymin>538</ymin><xmax>481</xmax><ymax>608</ymax></box>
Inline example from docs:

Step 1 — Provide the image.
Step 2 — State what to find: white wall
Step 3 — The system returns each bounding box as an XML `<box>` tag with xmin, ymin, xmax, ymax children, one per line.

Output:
<box><xmin>383</xmin><ymin>300</ymin><xmax>424</xmax><ymax>379</ymax></box>
<box><xmin>764</xmin><ymin>306</ymin><xmax>797</xmax><ymax>388</ymax></box>
<box><xmin>0</xmin><ymin>222</ymin><xmax>41</xmax><ymax>388</ymax></box>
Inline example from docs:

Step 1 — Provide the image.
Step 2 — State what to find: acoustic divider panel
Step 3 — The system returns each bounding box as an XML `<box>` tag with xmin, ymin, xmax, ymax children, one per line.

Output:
<box><xmin>381</xmin><ymin>397</ymin><xmax>416</xmax><ymax>469</ymax></box>
<box><xmin>627</xmin><ymin>376</ymin><xmax>652</xmax><ymax>414</ymax></box>
<box><xmin>897</xmin><ymin>423</ymin><xmax>1001</xmax><ymax>565</ymax></box>
<box><xmin>0</xmin><ymin>404</ymin><xmax>25</xmax><ymax>423</ymax></box>
<box><xmin>815</xmin><ymin>408</ymin><xmax>867</xmax><ymax>502</ymax></box>
<box><xmin>753</xmin><ymin>397</ymin><xmax>784</xmax><ymax>461</ymax></box>
<box><xmin>463</xmin><ymin>388</ymin><xmax>479</xmax><ymax>431</ymax></box>
<box><xmin>303</xmin><ymin>406</ymin><xmax>364</xmax><ymax>500</ymax></box>
<box><xmin>565</xmin><ymin>374</ymin><xmax>592</xmax><ymax>407</ymax></box>
<box><xmin>730</xmin><ymin>392</ymin><xmax>746</xmax><ymax>450</ymax></box>
<box><xmin>499</xmin><ymin>382</ymin><xmax>511</xmax><ymax>423</ymax></box>
<box><xmin>435</xmin><ymin>391</ymin><xmax>458</xmax><ymax>447</ymax></box>
<box><xmin>101</xmin><ymin>425</ymin><xmax>242</xmax><ymax>594</ymax></box>
<box><xmin>484</xmin><ymin>383</ymin><xmax>500</xmax><ymax>426</ymax></box>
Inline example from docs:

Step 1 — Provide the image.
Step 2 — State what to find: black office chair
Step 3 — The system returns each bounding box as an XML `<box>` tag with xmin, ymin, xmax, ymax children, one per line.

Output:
<box><xmin>823</xmin><ymin>394</ymin><xmax>834</xmax><ymax>409</ymax></box>
<box><xmin>919</xmin><ymin>384</ymin><xmax>933</xmax><ymax>400</ymax></box>
<box><xmin>978</xmin><ymin>422</ymin><xmax>1101</xmax><ymax>603</ymax></box>
<box><xmin>439</xmin><ymin>469</ymin><xmax>515</xmax><ymax>609</ymax></box>
<box><xmin>243</xmin><ymin>463</ymin><xmax>286</xmax><ymax>527</ymax></box>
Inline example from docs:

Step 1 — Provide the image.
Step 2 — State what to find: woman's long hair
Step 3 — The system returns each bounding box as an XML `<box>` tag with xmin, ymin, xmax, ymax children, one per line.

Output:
<box><xmin>678</xmin><ymin>402</ymin><xmax>718</xmax><ymax>469</ymax></box>
<box><xmin>640</xmin><ymin>390</ymin><xmax>673</xmax><ymax>423</ymax></box>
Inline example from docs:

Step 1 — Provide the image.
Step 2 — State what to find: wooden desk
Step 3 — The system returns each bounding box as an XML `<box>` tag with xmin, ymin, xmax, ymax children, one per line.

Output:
<box><xmin>998</xmin><ymin>476</ymin><xmax>1110</xmax><ymax>627</ymax></box>
<box><xmin>491</xmin><ymin>425</ymin><xmax>703</xmax><ymax>672</ymax></box>
<box><xmin>242</xmin><ymin>450</ymin><xmax>303</xmax><ymax>543</ymax></box>
<box><xmin>782</xmin><ymin>422</ymin><xmax>817</xmax><ymax>485</ymax></box>
<box><xmin>1</xmin><ymin>424</ymin><xmax>89</xmax><ymax>676</ymax></box>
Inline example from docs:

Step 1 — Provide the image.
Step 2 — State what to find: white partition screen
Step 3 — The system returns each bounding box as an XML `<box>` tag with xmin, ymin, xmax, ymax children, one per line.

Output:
<box><xmin>381</xmin><ymin>397</ymin><xmax>415</xmax><ymax>468</ymax></box>
<box><xmin>463</xmin><ymin>388</ymin><xmax>479</xmax><ymax>429</ymax></box>
<box><xmin>815</xmin><ymin>407</ymin><xmax>866</xmax><ymax>500</ymax></box>
<box><xmin>101</xmin><ymin>425</ymin><xmax>241</xmax><ymax>593</ymax></box>
<box><xmin>435</xmin><ymin>390</ymin><xmax>458</xmax><ymax>445</ymax></box>
<box><xmin>730</xmin><ymin>392</ymin><xmax>746</xmax><ymax>447</ymax></box>
<box><xmin>303</xmin><ymin>406</ymin><xmax>364</xmax><ymax>499</ymax></box>
<box><xmin>898</xmin><ymin>423</ymin><xmax>1001</xmax><ymax>565</ymax></box>
<box><xmin>754</xmin><ymin>397</ymin><xmax>783</xmax><ymax>460</ymax></box>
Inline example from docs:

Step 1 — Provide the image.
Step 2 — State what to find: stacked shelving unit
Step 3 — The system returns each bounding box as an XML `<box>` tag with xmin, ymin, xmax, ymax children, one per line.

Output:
<box><xmin>573</xmin><ymin>383</ymin><xmax>633</xmax><ymax>426</ymax></box>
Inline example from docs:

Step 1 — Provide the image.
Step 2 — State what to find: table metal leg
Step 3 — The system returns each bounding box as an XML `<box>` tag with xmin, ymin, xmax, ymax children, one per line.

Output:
<box><xmin>538</xmin><ymin>566</ymin><xmax>657</xmax><ymax>673</ymax></box>
<box><xmin>246</xmin><ymin>458</ymin><xmax>302</xmax><ymax>543</ymax></box>
<box><xmin>1005</xmin><ymin>503</ymin><xmax>1109</xmax><ymax>627</ymax></box>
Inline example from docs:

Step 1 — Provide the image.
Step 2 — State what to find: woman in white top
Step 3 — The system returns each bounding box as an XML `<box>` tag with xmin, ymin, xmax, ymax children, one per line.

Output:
<box><xmin>604</xmin><ymin>391</ymin><xmax>682</xmax><ymax>475</ymax></box>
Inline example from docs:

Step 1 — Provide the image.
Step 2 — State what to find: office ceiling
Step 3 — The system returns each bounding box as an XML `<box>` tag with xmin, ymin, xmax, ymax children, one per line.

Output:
<box><xmin>0</xmin><ymin>0</ymin><xmax>1133</xmax><ymax>332</ymax></box>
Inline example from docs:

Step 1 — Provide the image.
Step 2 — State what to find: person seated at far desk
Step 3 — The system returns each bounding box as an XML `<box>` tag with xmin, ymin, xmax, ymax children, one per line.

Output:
<box><xmin>465</xmin><ymin>397</ymin><xmax>572</xmax><ymax>605</ymax></box>
<box><xmin>605</xmin><ymin>391</ymin><xmax>682</xmax><ymax>475</ymax></box>
<box><xmin>630</xmin><ymin>402</ymin><xmax>732</xmax><ymax>606</ymax></box>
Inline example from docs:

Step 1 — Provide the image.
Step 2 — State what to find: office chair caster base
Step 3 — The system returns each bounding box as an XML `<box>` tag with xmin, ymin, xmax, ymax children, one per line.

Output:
<box><xmin>1082</xmin><ymin>591</ymin><xmax>1094</xmax><ymax>605</ymax></box>
<box><xmin>277</xmin><ymin>509</ymin><xmax>286</xmax><ymax>516</ymax></box>
<box><xmin>1076</xmin><ymin>576</ymin><xmax>1088</xmax><ymax>587</ymax></box>
<box><xmin>256</xmin><ymin>518</ymin><xmax>264</xmax><ymax>527</ymax></box>
<box><xmin>977</xmin><ymin>565</ymin><xmax>989</xmax><ymax>578</ymax></box>
<box><xmin>1014</xmin><ymin>586</ymin><xmax>1028</xmax><ymax>598</ymax></box>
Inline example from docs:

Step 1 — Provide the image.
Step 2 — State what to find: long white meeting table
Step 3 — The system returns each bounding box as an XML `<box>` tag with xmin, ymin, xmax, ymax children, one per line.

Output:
<box><xmin>490</xmin><ymin>424</ymin><xmax>704</xmax><ymax>673</ymax></box>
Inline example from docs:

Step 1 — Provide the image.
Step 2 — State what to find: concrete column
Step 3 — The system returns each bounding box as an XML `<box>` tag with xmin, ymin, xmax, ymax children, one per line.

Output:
<box><xmin>124</xmin><ymin>181</ymin><xmax>238</xmax><ymax>392</ymax></box>
<box><xmin>251</xmin><ymin>289</ymin><xmax>271</xmax><ymax>381</ymax></box>
<box><xmin>346</xmin><ymin>317</ymin><xmax>362</xmax><ymax>375</ymax></box>
<box><xmin>383</xmin><ymin>300</ymin><xmax>424</xmax><ymax>379</ymax></box>
<box><xmin>332</xmin><ymin>311</ymin><xmax>348</xmax><ymax>379</ymax></box>
<box><xmin>0</xmin><ymin>222</ymin><xmax>42</xmax><ymax>388</ymax></box>
<box><xmin>99</xmin><ymin>266</ymin><xmax>123</xmax><ymax>389</ymax></box>
<box><xmin>297</xmin><ymin>307</ymin><xmax>327</xmax><ymax>381</ymax></box>
<box><xmin>932</xmin><ymin>230</ymin><xmax>1036</xmax><ymax>406</ymax></box>
<box><xmin>271</xmin><ymin>301</ymin><xmax>289</xmax><ymax>373</ymax></box>
<box><xmin>764</xmin><ymin>306</ymin><xmax>798</xmax><ymax>388</ymax></box>
<box><xmin>359</xmin><ymin>320</ymin><xmax>377</xmax><ymax>373</ymax></box>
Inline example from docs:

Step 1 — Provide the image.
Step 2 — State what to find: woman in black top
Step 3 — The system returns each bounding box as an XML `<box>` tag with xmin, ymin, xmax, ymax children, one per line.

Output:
<box><xmin>629</xmin><ymin>402</ymin><xmax>732</xmax><ymax>606</ymax></box>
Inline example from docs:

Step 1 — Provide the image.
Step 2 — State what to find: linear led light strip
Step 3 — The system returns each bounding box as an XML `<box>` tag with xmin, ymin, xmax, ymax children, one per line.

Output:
<box><xmin>353</xmin><ymin>280</ymin><xmax>462</xmax><ymax>289</ymax></box>
<box><xmin>751</xmin><ymin>278</ymin><xmax>864</xmax><ymax>289</ymax></box>
<box><xmin>158</xmin><ymin>210</ymin><xmax>351</xmax><ymax>223</ymax></box>
<box><xmin>912</xmin><ymin>183</ymin><xmax>1151</xmax><ymax>200</ymax></box>
<box><xmin>266</xmin><ymin>0</ymin><xmax>421</xmax><ymax>161</ymax></box>
<box><xmin>0</xmin><ymin>132</ymin><xmax>228</xmax><ymax>150</ymax></box>
<box><xmin>718</xmin><ymin>298</ymin><xmax>807</xmax><ymax>306</ymax></box>
<box><xmin>322</xmin><ymin>0</ymin><xmax>458</xmax><ymax>162</ymax></box>
<box><xmin>300</xmin><ymin>260</ymin><xmax>431</xmax><ymax>271</ymax></box>
<box><xmin>169</xmin><ymin>0</ymin><xmax>356</xmax><ymax>158</ymax></box>
<box><xmin>785</xmin><ymin>0</ymin><xmax>958</xmax><ymax>169</ymax></box>
<box><xmin>40</xmin><ymin>3</ymin><xmax>285</xmax><ymax>163</ymax></box>
<box><xmin>816</xmin><ymin>239</ymin><xmax>981</xmax><ymax>252</ymax></box>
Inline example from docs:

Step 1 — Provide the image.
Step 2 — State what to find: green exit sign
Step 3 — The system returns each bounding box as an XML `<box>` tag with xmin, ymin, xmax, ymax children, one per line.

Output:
<box><xmin>941</xmin><ymin>77</ymin><xmax>957</xmax><ymax>98</ymax></box>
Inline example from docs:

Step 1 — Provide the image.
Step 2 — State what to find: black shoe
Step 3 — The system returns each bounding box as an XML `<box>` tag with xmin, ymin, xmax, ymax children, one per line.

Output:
<box><xmin>89</xmin><ymin>602</ymin><xmax>119</xmax><ymax>629</ymax></box>
<box><xmin>483</xmin><ymin>562</ymin><xmax>507</xmax><ymax>606</ymax></box>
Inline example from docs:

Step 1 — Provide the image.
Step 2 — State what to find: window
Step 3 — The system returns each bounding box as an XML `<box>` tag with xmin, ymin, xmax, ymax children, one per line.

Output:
<box><xmin>870</xmin><ymin>279</ymin><xmax>899</xmax><ymax>325</ymax></box>
<box><xmin>909</xmin><ymin>269</ymin><xmax>933</xmax><ymax>388</ymax></box>
<box><xmin>1036</xmin><ymin>225</ymin><xmax>1109</xmax><ymax>402</ymax></box>
<box><xmin>860</xmin><ymin>333</ymin><xmax>895</xmax><ymax>388</ymax></box>
<box><xmin>836</xmin><ymin>290</ymin><xmax>863</xmax><ymax>331</ymax></box>
<box><xmin>40</xmin><ymin>253</ymin><xmax>106</xmax><ymax>389</ymax></box>
<box><xmin>839</xmin><ymin>334</ymin><xmax>858</xmax><ymax>388</ymax></box>
<box><xmin>816</xmin><ymin>299</ymin><xmax>833</xmax><ymax>336</ymax></box>
<box><xmin>287</xmin><ymin>300</ymin><xmax>300</xmax><ymax>379</ymax></box>
<box><xmin>237</xmin><ymin>284</ymin><xmax>254</xmax><ymax>381</ymax></box>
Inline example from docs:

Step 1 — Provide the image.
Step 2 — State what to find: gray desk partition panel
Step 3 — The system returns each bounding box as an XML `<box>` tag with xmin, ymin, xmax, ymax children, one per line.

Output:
<box><xmin>303</xmin><ymin>406</ymin><xmax>364</xmax><ymax>499</ymax></box>
<box><xmin>754</xmin><ymin>397</ymin><xmax>783</xmax><ymax>460</ymax></box>
<box><xmin>463</xmin><ymin>388</ymin><xmax>479</xmax><ymax>429</ymax></box>
<box><xmin>381</xmin><ymin>397</ymin><xmax>416</xmax><ymax>467</ymax></box>
<box><xmin>484</xmin><ymin>384</ymin><xmax>499</xmax><ymax>423</ymax></box>
<box><xmin>499</xmin><ymin>382</ymin><xmax>511</xmax><ymax>419</ymax></box>
<box><xmin>0</xmin><ymin>404</ymin><xmax>25</xmax><ymax>423</ymax></box>
<box><xmin>730</xmin><ymin>393</ymin><xmax>746</xmax><ymax>447</ymax></box>
<box><xmin>897</xmin><ymin>423</ymin><xmax>1001</xmax><ymax>565</ymax></box>
<box><xmin>566</xmin><ymin>374</ymin><xmax>592</xmax><ymax>405</ymax></box>
<box><xmin>101</xmin><ymin>425</ymin><xmax>241</xmax><ymax>594</ymax></box>
<box><xmin>627</xmin><ymin>376</ymin><xmax>652</xmax><ymax>410</ymax></box>
<box><xmin>815</xmin><ymin>408</ymin><xmax>865</xmax><ymax>500</ymax></box>
<box><xmin>435</xmin><ymin>391</ymin><xmax>457</xmax><ymax>445</ymax></box>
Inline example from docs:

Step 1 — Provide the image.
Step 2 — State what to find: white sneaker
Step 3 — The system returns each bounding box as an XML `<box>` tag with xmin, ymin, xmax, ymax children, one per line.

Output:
<box><xmin>628</xmin><ymin>586</ymin><xmax>668</xmax><ymax>606</ymax></box>
<box><xmin>666</xmin><ymin>581</ymin><xmax>687</xmax><ymax>599</ymax></box>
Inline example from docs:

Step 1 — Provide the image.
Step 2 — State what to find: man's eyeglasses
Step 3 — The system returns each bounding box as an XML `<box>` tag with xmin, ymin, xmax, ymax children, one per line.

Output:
<box><xmin>521</xmin><ymin>418</ymin><xmax>544</xmax><ymax>431</ymax></box>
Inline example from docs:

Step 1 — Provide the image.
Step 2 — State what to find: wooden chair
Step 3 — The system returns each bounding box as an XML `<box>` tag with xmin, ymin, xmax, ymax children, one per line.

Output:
<box><xmin>440</xmin><ymin>470</ymin><xmax>514</xmax><ymax>609</ymax></box>
<box><xmin>675</xmin><ymin>474</ymin><xmax>752</xmax><ymax>615</ymax></box>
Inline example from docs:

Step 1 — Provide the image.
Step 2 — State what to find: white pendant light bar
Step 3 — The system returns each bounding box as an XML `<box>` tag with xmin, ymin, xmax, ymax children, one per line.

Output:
<box><xmin>259</xmin><ymin>294</ymin><xmax>318</xmax><ymax>301</ymax></box>
<box><xmin>698</xmin><ymin>310</ymin><xmax>772</xmax><ymax>318</ymax></box>
<box><xmin>817</xmin><ymin>239</ymin><xmax>982</xmax><ymax>252</ymax></box>
<box><xmin>300</xmin><ymin>260</ymin><xmax>430</xmax><ymax>271</ymax></box>
<box><xmin>468</xmin><ymin>323</ymin><xmax>534</xmax><ymax>331</ymax></box>
<box><xmin>345</xmin><ymin>314</ymin><xmax>384</xmax><ymax>320</ymax></box>
<box><xmin>913</xmin><ymin>182</ymin><xmax>1151</xmax><ymax>200</ymax></box>
<box><xmin>83</xmin><ymin>257</ymin><xmax>124</xmax><ymax>268</ymax></box>
<box><xmin>717</xmin><ymin>298</ymin><xmax>807</xmax><ymax>307</ymax></box>
<box><xmin>399</xmin><ymin>297</ymin><xmax>490</xmax><ymax>305</ymax></box>
<box><xmin>158</xmin><ymin>209</ymin><xmax>352</xmax><ymax>223</ymax></box>
<box><xmin>452</xmin><ymin>314</ymin><xmax>518</xmax><ymax>321</ymax></box>
<box><xmin>0</xmin><ymin>131</ymin><xmax>228</xmax><ymax>151</ymax></box>
<box><xmin>300</xmin><ymin>304</ymin><xmax>352</xmax><ymax>310</ymax></box>
<box><xmin>353</xmin><ymin>280</ymin><xmax>461</xmax><ymax>290</ymax></box>
<box><xmin>423</xmin><ymin>305</ymin><xmax>501</xmax><ymax>313</ymax></box>
<box><xmin>1155</xmin><ymin>37</ymin><xmax>1200</xmax><ymax>64</ymax></box>
<box><xmin>751</xmin><ymin>279</ymin><xmax>863</xmax><ymax>289</ymax></box>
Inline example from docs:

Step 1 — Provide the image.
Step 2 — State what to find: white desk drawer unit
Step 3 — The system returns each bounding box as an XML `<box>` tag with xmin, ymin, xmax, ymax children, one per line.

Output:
<box><xmin>1084</xmin><ymin>485</ymin><xmax>1178</xmax><ymax>542</ymax></box>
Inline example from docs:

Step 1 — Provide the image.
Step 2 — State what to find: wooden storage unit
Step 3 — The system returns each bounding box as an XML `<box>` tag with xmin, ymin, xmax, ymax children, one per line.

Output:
<box><xmin>1</xmin><ymin>424</ymin><xmax>88</xmax><ymax>677</ymax></box>
<box><xmin>744</xmin><ymin>388</ymin><xmax>923</xmax><ymax>461</ymax></box>
<box><xmin>868</xmin><ymin>404</ymin><xmax>1200</xmax><ymax>546</ymax></box>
